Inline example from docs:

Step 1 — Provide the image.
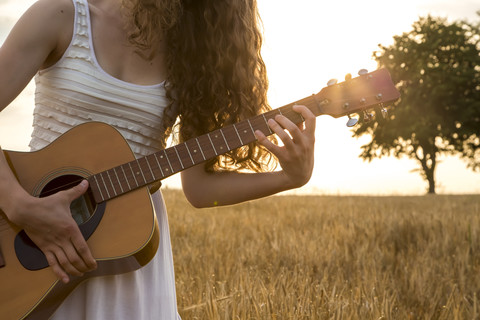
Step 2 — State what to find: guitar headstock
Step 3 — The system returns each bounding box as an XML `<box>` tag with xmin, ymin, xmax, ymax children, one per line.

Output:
<box><xmin>315</xmin><ymin>68</ymin><xmax>400</xmax><ymax>126</ymax></box>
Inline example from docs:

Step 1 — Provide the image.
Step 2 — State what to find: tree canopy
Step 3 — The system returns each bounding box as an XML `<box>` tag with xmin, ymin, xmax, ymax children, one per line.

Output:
<box><xmin>352</xmin><ymin>15</ymin><xmax>480</xmax><ymax>193</ymax></box>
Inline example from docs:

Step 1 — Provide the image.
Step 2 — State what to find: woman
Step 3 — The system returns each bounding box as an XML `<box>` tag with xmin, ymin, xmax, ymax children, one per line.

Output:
<box><xmin>0</xmin><ymin>0</ymin><xmax>315</xmax><ymax>318</ymax></box>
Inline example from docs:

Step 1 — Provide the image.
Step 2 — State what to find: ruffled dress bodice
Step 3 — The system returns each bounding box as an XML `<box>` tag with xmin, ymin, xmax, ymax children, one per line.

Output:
<box><xmin>30</xmin><ymin>0</ymin><xmax>170</xmax><ymax>158</ymax></box>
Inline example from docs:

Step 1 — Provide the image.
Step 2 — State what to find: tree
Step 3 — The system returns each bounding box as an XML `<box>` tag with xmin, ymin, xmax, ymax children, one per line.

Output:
<box><xmin>352</xmin><ymin>15</ymin><xmax>480</xmax><ymax>194</ymax></box>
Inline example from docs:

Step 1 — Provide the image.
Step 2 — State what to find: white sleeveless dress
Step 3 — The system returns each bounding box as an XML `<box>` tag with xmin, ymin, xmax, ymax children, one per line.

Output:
<box><xmin>29</xmin><ymin>0</ymin><xmax>181</xmax><ymax>318</ymax></box>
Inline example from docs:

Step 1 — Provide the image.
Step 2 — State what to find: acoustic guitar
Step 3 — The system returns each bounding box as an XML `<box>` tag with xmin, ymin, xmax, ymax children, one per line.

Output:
<box><xmin>0</xmin><ymin>68</ymin><xmax>399</xmax><ymax>319</ymax></box>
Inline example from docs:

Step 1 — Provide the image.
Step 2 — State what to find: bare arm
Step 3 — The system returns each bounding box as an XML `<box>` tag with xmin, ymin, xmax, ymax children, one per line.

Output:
<box><xmin>181</xmin><ymin>105</ymin><xmax>316</xmax><ymax>208</ymax></box>
<box><xmin>0</xmin><ymin>1</ymin><xmax>57</xmax><ymax>110</ymax></box>
<box><xmin>0</xmin><ymin>0</ymin><xmax>96</xmax><ymax>282</ymax></box>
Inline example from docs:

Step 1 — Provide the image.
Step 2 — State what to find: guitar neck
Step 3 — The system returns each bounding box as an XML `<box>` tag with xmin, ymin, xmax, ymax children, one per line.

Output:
<box><xmin>87</xmin><ymin>95</ymin><xmax>322</xmax><ymax>203</ymax></box>
<box><xmin>87</xmin><ymin>68</ymin><xmax>400</xmax><ymax>203</ymax></box>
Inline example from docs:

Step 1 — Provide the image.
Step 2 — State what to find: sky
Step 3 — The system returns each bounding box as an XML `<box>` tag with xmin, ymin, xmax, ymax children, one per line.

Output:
<box><xmin>0</xmin><ymin>0</ymin><xmax>479</xmax><ymax>195</ymax></box>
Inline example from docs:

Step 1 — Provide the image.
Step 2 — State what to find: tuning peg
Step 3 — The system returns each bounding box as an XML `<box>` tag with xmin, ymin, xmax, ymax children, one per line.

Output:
<box><xmin>381</xmin><ymin>107</ymin><xmax>388</xmax><ymax>119</ymax></box>
<box><xmin>346</xmin><ymin>114</ymin><xmax>358</xmax><ymax>127</ymax></box>
<box><xmin>327</xmin><ymin>79</ymin><xmax>338</xmax><ymax>86</ymax></box>
<box><xmin>363</xmin><ymin>111</ymin><xmax>374</xmax><ymax>122</ymax></box>
<box><xmin>358</xmin><ymin>69</ymin><xmax>368</xmax><ymax>76</ymax></box>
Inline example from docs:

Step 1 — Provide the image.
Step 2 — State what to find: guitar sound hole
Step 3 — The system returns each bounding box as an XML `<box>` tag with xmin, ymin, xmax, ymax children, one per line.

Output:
<box><xmin>16</xmin><ymin>175</ymin><xmax>105</xmax><ymax>271</ymax></box>
<box><xmin>39</xmin><ymin>174</ymin><xmax>96</xmax><ymax>225</ymax></box>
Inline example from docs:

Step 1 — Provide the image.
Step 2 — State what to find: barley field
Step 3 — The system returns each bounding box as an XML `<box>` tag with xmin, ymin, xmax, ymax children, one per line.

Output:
<box><xmin>163</xmin><ymin>189</ymin><xmax>480</xmax><ymax>319</ymax></box>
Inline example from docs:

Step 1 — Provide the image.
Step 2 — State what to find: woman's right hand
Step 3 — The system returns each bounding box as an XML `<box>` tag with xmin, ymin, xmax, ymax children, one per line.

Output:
<box><xmin>7</xmin><ymin>180</ymin><xmax>97</xmax><ymax>283</ymax></box>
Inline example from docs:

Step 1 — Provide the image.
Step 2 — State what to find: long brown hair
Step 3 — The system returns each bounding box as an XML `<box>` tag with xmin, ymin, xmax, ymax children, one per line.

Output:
<box><xmin>126</xmin><ymin>0</ymin><xmax>275</xmax><ymax>172</ymax></box>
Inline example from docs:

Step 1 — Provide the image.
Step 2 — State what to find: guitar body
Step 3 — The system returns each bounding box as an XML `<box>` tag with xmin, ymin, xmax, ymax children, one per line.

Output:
<box><xmin>0</xmin><ymin>122</ymin><xmax>159</xmax><ymax>320</ymax></box>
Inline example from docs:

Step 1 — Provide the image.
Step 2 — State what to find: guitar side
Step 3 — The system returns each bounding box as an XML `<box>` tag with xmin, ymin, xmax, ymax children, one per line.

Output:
<box><xmin>0</xmin><ymin>122</ymin><xmax>159</xmax><ymax>320</ymax></box>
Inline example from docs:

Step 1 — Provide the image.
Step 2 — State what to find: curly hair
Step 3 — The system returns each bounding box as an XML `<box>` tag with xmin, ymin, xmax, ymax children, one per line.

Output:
<box><xmin>125</xmin><ymin>0</ymin><xmax>275</xmax><ymax>172</ymax></box>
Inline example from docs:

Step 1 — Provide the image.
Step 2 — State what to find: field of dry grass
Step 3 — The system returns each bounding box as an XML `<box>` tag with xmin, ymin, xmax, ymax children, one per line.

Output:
<box><xmin>163</xmin><ymin>189</ymin><xmax>480</xmax><ymax>319</ymax></box>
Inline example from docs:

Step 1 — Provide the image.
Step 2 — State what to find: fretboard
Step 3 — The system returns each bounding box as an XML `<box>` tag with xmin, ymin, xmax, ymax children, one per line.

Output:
<box><xmin>87</xmin><ymin>68</ymin><xmax>401</xmax><ymax>203</ymax></box>
<box><xmin>87</xmin><ymin>95</ymin><xmax>322</xmax><ymax>203</ymax></box>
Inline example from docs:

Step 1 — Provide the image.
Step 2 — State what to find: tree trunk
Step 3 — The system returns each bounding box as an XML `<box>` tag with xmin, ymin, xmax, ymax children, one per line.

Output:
<box><xmin>425</xmin><ymin>164</ymin><xmax>436</xmax><ymax>194</ymax></box>
<box><xmin>414</xmin><ymin>143</ymin><xmax>437</xmax><ymax>194</ymax></box>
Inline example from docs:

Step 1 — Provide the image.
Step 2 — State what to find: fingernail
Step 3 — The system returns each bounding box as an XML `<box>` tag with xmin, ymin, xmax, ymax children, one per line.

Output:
<box><xmin>80</xmin><ymin>180</ymin><xmax>87</xmax><ymax>187</ymax></box>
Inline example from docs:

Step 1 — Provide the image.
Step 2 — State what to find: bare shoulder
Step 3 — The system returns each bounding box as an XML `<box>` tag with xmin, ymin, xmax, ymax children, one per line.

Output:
<box><xmin>8</xmin><ymin>0</ymin><xmax>76</xmax><ymax>68</ymax></box>
<box><xmin>0</xmin><ymin>0</ymin><xmax>76</xmax><ymax>90</ymax></box>
<box><xmin>29</xmin><ymin>0</ymin><xmax>75</xmax><ymax>15</ymax></box>
<box><xmin>1</xmin><ymin>0</ymin><xmax>75</xmax><ymax>57</ymax></box>
<box><xmin>23</xmin><ymin>0</ymin><xmax>75</xmax><ymax>30</ymax></box>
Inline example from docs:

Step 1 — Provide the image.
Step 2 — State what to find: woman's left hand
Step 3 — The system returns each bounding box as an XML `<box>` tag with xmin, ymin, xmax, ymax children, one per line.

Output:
<box><xmin>255</xmin><ymin>104</ymin><xmax>316</xmax><ymax>189</ymax></box>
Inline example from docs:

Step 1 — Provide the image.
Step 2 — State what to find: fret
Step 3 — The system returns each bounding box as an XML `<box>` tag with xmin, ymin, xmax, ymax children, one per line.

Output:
<box><xmin>146</xmin><ymin>154</ymin><xmax>164</xmax><ymax>180</ymax></box>
<box><xmin>145</xmin><ymin>156</ymin><xmax>157</xmax><ymax>180</ymax></box>
<box><xmin>157</xmin><ymin>151</ymin><xmax>173</xmax><ymax>176</ymax></box>
<box><xmin>233</xmin><ymin>124</ymin><xmax>244</xmax><ymax>145</ymax></box>
<box><xmin>235</xmin><ymin>120</ymin><xmax>256</xmax><ymax>144</ymax></box>
<box><xmin>289</xmin><ymin>104</ymin><xmax>306</xmax><ymax>122</ymax></box>
<box><xmin>173</xmin><ymin>146</ymin><xmax>184</xmax><ymax>169</ymax></box>
<box><xmin>221</xmin><ymin>125</ymin><xmax>243</xmax><ymax>150</ymax></box>
<box><xmin>113</xmin><ymin>167</ymin><xmax>124</xmax><ymax>193</ymax></box>
<box><xmin>289</xmin><ymin>109</ymin><xmax>304</xmax><ymax>123</ymax></box>
<box><xmin>251</xmin><ymin>114</ymin><xmax>272</xmax><ymax>136</ymax></box>
<box><xmin>137</xmin><ymin>157</ymin><xmax>154</xmax><ymax>182</ymax></box>
<box><xmin>153</xmin><ymin>153</ymin><xmax>165</xmax><ymax>177</ymax></box>
<box><xmin>196</xmin><ymin>135</ymin><xmax>216</xmax><ymax>159</ymax></box>
<box><xmin>280</xmin><ymin>107</ymin><xmax>293</xmax><ymax>119</ymax></box>
<box><xmin>184</xmin><ymin>142</ymin><xmax>195</xmax><ymax>165</ymax></box>
<box><xmin>105</xmin><ymin>171</ymin><xmax>117</xmax><ymax>197</ymax></box>
<box><xmin>162</xmin><ymin>150</ymin><xmax>174</xmax><ymax>174</ymax></box>
<box><xmin>195</xmin><ymin>138</ymin><xmax>207</xmax><ymax>160</ymax></box>
<box><xmin>93</xmin><ymin>175</ymin><xmax>105</xmax><ymax>202</ymax></box>
<box><xmin>210</xmin><ymin>130</ymin><xmax>229</xmax><ymax>153</ymax></box>
<box><xmin>120</xmin><ymin>165</ymin><xmax>132</xmax><ymax>190</ymax></box>
<box><xmin>186</xmin><ymin>139</ymin><xmax>205</xmax><ymax>163</ymax></box>
<box><xmin>262</xmin><ymin>114</ymin><xmax>273</xmax><ymax>134</ymax></box>
<box><xmin>135</xmin><ymin>160</ymin><xmax>148</xmax><ymax>185</ymax></box>
<box><xmin>106</xmin><ymin>170</ymin><xmax>118</xmax><ymax>196</ymax></box>
<box><xmin>99</xmin><ymin>173</ymin><xmax>111</xmax><ymax>199</ymax></box>
<box><xmin>220</xmin><ymin>129</ymin><xmax>231</xmax><ymax>150</ymax></box>
<box><xmin>128</xmin><ymin>163</ymin><xmax>139</xmax><ymax>187</ymax></box>
<box><xmin>175</xmin><ymin>143</ymin><xmax>194</xmax><ymax>168</ymax></box>
<box><xmin>164</xmin><ymin>148</ymin><xmax>184</xmax><ymax>174</ymax></box>
<box><xmin>207</xmin><ymin>133</ymin><xmax>218</xmax><ymax>155</ymax></box>
<box><xmin>247</xmin><ymin>119</ymin><xmax>256</xmax><ymax>135</ymax></box>
<box><xmin>270</xmin><ymin>108</ymin><xmax>282</xmax><ymax>120</ymax></box>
